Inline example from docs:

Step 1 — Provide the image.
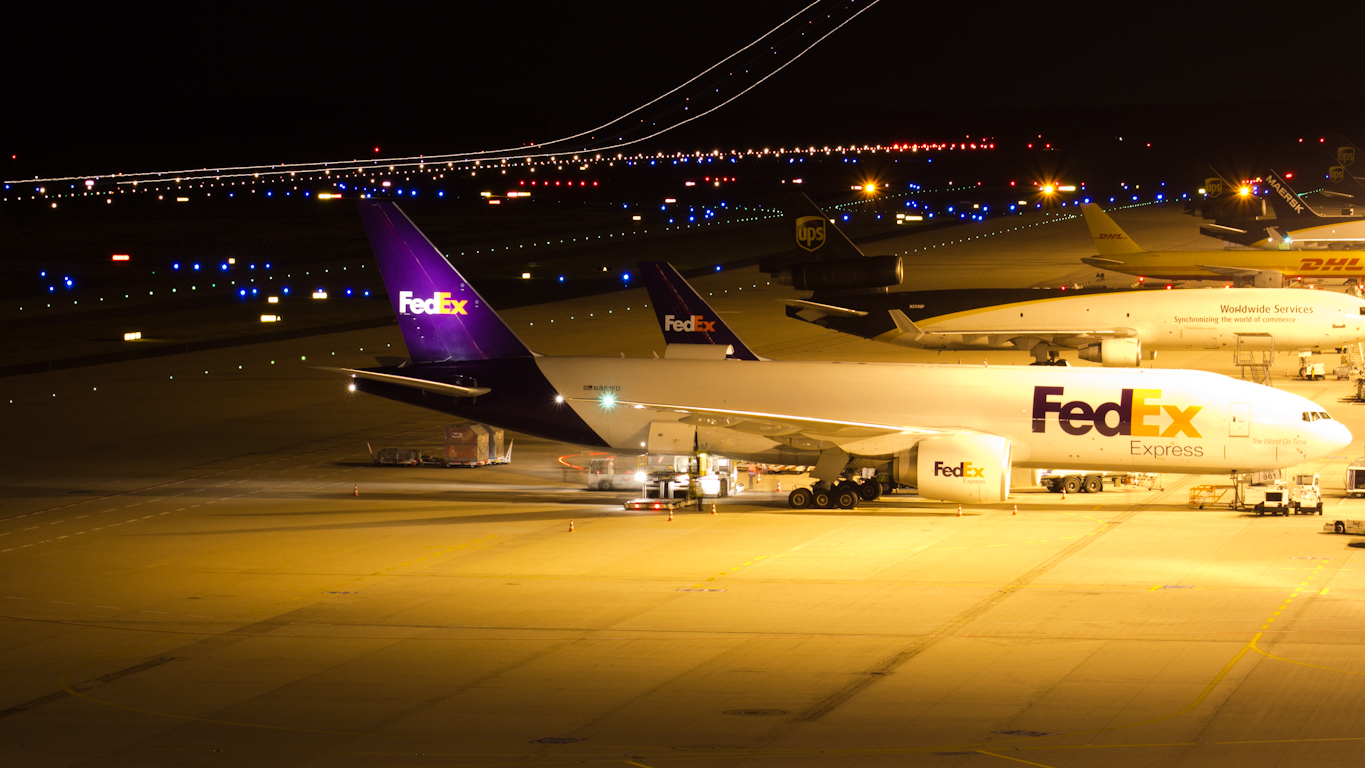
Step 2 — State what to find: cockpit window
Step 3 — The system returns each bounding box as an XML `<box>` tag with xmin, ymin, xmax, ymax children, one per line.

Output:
<box><xmin>1319</xmin><ymin>412</ymin><xmax>1333</xmax><ymax>421</ymax></box>
<box><xmin>1304</xmin><ymin>412</ymin><xmax>1315</xmax><ymax>421</ymax></box>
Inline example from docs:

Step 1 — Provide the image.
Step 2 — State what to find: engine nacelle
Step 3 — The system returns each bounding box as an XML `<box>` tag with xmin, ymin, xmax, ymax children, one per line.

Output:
<box><xmin>773</xmin><ymin>255</ymin><xmax>903</xmax><ymax>292</ymax></box>
<box><xmin>890</xmin><ymin>434</ymin><xmax>1012</xmax><ymax>503</ymax></box>
<box><xmin>1079</xmin><ymin>337</ymin><xmax>1141</xmax><ymax>367</ymax></box>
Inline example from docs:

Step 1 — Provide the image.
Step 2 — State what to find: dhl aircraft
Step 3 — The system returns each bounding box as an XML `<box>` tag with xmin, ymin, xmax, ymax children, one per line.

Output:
<box><xmin>1080</xmin><ymin>202</ymin><xmax>1365</xmax><ymax>283</ymax></box>
<box><xmin>770</xmin><ymin>197</ymin><xmax>1365</xmax><ymax>365</ymax></box>
<box><xmin>329</xmin><ymin>201</ymin><xmax>1350</xmax><ymax>510</ymax></box>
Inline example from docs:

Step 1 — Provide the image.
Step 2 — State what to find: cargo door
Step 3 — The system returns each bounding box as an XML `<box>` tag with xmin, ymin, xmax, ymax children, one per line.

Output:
<box><xmin>647</xmin><ymin>421</ymin><xmax>696</xmax><ymax>454</ymax></box>
<box><xmin>1229</xmin><ymin>403</ymin><xmax>1250</xmax><ymax>437</ymax></box>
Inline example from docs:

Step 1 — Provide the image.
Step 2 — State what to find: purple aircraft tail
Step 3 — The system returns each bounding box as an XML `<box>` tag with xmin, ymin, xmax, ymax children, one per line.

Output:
<box><xmin>358</xmin><ymin>201</ymin><xmax>532</xmax><ymax>363</ymax></box>
<box><xmin>639</xmin><ymin>262</ymin><xmax>761</xmax><ymax>360</ymax></box>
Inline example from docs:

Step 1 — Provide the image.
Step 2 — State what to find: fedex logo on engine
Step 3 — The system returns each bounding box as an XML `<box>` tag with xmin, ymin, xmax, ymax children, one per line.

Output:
<box><xmin>664</xmin><ymin>314</ymin><xmax>716</xmax><ymax>333</ymax></box>
<box><xmin>399</xmin><ymin>291</ymin><xmax>468</xmax><ymax>316</ymax></box>
<box><xmin>1031</xmin><ymin>386</ymin><xmax>1202</xmax><ymax>438</ymax></box>
<box><xmin>934</xmin><ymin>461</ymin><xmax>984</xmax><ymax>478</ymax></box>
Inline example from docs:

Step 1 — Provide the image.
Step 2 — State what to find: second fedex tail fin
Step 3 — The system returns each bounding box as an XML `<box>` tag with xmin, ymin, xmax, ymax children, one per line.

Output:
<box><xmin>1080</xmin><ymin>203</ymin><xmax>1146</xmax><ymax>256</ymax></box>
<box><xmin>1264</xmin><ymin>170</ymin><xmax>1322</xmax><ymax>221</ymax></box>
<box><xmin>639</xmin><ymin>262</ymin><xmax>761</xmax><ymax>361</ymax></box>
<box><xmin>358</xmin><ymin>201</ymin><xmax>533</xmax><ymax>363</ymax></box>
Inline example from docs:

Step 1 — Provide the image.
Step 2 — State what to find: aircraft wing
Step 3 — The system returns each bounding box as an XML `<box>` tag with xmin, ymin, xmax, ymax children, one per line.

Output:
<box><xmin>321</xmin><ymin>367</ymin><xmax>491</xmax><ymax>397</ymax></box>
<box><xmin>1196</xmin><ymin>264</ymin><xmax>1267</xmax><ymax>278</ymax></box>
<box><xmin>780</xmin><ymin>299</ymin><xmax>869</xmax><ymax>318</ymax></box>
<box><xmin>892</xmin><ymin>310</ymin><xmax>1137</xmax><ymax>348</ymax></box>
<box><xmin>589</xmin><ymin>398</ymin><xmax>951</xmax><ymax>455</ymax></box>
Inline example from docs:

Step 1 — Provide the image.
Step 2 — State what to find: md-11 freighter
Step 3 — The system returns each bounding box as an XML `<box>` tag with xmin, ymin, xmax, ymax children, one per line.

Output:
<box><xmin>329</xmin><ymin>202</ymin><xmax>1350</xmax><ymax>509</ymax></box>
<box><xmin>782</xmin><ymin>282</ymin><xmax>1365</xmax><ymax>366</ymax></box>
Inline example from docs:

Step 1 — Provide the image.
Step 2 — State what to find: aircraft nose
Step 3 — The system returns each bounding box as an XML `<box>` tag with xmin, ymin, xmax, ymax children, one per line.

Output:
<box><xmin>1330</xmin><ymin>421</ymin><xmax>1354</xmax><ymax>453</ymax></box>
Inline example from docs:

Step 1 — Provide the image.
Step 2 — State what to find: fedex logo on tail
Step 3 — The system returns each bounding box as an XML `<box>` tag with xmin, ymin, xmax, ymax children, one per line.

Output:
<box><xmin>664</xmin><ymin>314</ymin><xmax>716</xmax><ymax>333</ymax></box>
<box><xmin>399</xmin><ymin>291</ymin><xmax>468</xmax><ymax>316</ymax></box>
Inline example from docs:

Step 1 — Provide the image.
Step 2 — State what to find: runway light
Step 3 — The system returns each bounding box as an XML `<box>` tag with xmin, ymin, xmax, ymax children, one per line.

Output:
<box><xmin>123</xmin><ymin>331</ymin><xmax>142</xmax><ymax>341</ymax></box>
<box><xmin>267</xmin><ymin>296</ymin><xmax>279</xmax><ymax>303</ymax></box>
<box><xmin>176</xmin><ymin>197</ymin><xmax>189</xmax><ymax>202</ymax></box>
<box><xmin>1239</xmin><ymin>186</ymin><xmax>1251</xmax><ymax>197</ymax></box>
<box><xmin>260</xmin><ymin>314</ymin><xmax>281</xmax><ymax>322</ymax></box>
<box><xmin>1042</xmin><ymin>184</ymin><xmax>1055</xmax><ymax>194</ymax></box>
<box><xmin>632</xmin><ymin>215</ymin><xmax>641</xmax><ymax>221</ymax></box>
<box><xmin>111</xmin><ymin>254</ymin><xmax>130</xmax><ymax>262</ymax></box>
<box><xmin>522</xmin><ymin>272</ymin><xmax>531</xmax><ymax>279</ymax></box>
<box><xmin>1058</xmin><ymin>185</ymin><xmax>1076</xmax><ymax>192</ymax></box>
<box><xmin>312</xmin><ymin>291</ymin><xmax>328</xmax><ymax>299</ymax></box>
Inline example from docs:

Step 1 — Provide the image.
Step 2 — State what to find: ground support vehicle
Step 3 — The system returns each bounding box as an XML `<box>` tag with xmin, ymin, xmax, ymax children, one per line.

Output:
<box><xmin>624</xmin><ymin>498</ymin><xmax>692</xmax><ymax>512</ymax></box>
<box><xmin>1289</xmin><ymin>472</ymin><xmax>1323</xmax><ymax>515</ymax></box>
<box><xmin>1242</xmin><ymin>482</ymin><xmax>1290</xmax><ymax>516</ymax></box>
<box><xmin>1039</xmin><ymin>470</ymin><xmax>1131</xmax><ymax>494</ymax></box>
<box><xmin>1324</xmin><ymin>518</ymin><xmax>1365</xmax><ymax>534</ymax></box>
<box><xmin>371</xmin><ymin>447</ymin><xmax>424</xmax><ymax>466</ymax></box>
<box><xmin>1346</xmin><ymin>459</ymin><xmax>1365</xmax><ymax>498</ymax></box>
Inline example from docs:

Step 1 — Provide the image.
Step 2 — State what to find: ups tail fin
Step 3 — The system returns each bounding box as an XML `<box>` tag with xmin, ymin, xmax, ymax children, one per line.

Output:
<box><xmin>357</xmin><ymin>201</ymin><xmax>532</xmax><ymax>363</ymax></box>
<box><xmin>1080</xmin><ymin>203</ymin><xmax>1145</xmax><ymax>255</ymax></box>
<box><xmin>787</xmin><ymin>191</ymin><xmax>865</xmax><ymax>261</ymax></box>
<box><xmin>1264</xmin><ymin>170</ymin><xmax>1321</xmax><ymax>220</ymax></box>
<box><xmin>639</xmin><ymin>262</ymin><xmax>761</xmax><ymax>360</ymax></box>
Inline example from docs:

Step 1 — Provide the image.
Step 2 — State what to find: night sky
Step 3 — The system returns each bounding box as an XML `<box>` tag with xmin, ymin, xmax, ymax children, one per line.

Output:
<box><xmin>5</xmin><ymin>2</ymin><xmax>1360</xmax><ymax>177</ymax></box>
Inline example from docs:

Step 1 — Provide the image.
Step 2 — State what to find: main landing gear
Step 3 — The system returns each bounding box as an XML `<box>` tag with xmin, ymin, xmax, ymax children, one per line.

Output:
<box><xmin>787</xmin><ymin>479</ymin><xmax>881</xmax><ymax>509</ymax></box>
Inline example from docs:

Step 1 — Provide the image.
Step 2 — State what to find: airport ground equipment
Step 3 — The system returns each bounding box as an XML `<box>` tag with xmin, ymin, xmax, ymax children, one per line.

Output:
<box><xmin>1324</xmin><ymin>518</ymin><xmax>1365</xmax><ymax>534</ymax></box>
<box><xmin>1289</xmin><ymin>472</ymin><xmax>1323</xmax><ymax>514</ymax></box>
<box><xmin>1039</xmin><ymin>470</ymin><xmax>1130</xmax><ymax>494</ymax></box>
<box><xmin>372</xmin><ymin>447</ymin><xmax>423</xmax><ymax>466</ymax></box>
<box><xmin>624</xmin><ymin>498</ymin><xmax>691</xmax><ymax>512</ymax></box>
<box><xmin>1242</xmin><ymin>479</ymin><xmax>1290</xmax><ymax>516</ymax></box>
<box><xmin>1346</xmin><ymin>458</ymin><xmax>1365</xmax><ymax>497</ymax></box>
<box><xmin>442</xmin><ymin>424</ymin><xmax>511</xmax><ymax>467</ymax></box>
<box><xmin>1189</xmin><ymin>484</ymin><xmax>1235</xmax><ymax>509</ymax></box>
<box><xmin>332</xmin><ymin>201</ymin><xmax>1354</xmax><ymax>513</ymax></box>
<box><xmin>1298</xmin><ymin>352</ymin><xmax>1326</xmax><ymax>381</ymax></box>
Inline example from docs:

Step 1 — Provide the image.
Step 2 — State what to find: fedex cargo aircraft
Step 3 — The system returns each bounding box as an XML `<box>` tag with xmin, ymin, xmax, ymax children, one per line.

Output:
<box><xmin>330</xmin><ymin>202</ymin><xmax>1350</xmax><ymax>509</ymax></box>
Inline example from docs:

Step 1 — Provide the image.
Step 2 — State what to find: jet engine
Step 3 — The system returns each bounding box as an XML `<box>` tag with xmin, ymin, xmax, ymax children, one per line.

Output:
<box><xmin>772</xmin><ymin>255</ymin><xmax>903</xmax><ymax>293</ymax></box>
<box><xmin>1079</xmin><ymin>338</ymin><xmax>1141</xmax><ymax>367</ymax></box>
<box><xmin>890</xmin><ymin>434</ymin><xmax>1012</xmax><ymax>503</ymax></box>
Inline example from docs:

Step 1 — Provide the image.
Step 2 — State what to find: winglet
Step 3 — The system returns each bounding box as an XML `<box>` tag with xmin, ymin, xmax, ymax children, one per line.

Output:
<box><xmin>1080</xmin><ymin>203</ymin><xmax>1146</xmax><ymax>256</ymax></box>
<box><xmin>889</xmin><ymin>309</ymin><xmax>923</xmax><ymax>335</ymax></box>
<box><xmin>638</xmin><ymin>262</ymin><xmax>761</xmax><ymax>360</ymax></box>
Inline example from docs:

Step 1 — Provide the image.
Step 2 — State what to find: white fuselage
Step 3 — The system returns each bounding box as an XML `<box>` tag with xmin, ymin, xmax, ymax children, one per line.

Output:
<box><xmin>1253</xmin><ymin>218</ymin><xmax>1365</xmax><ymax>249</ymax></box>
<box><xmin>538</xmin><ymin>358</ymin><xmax>1349</xmax><ymax>474</ymax></box>
<box><xmin>894</xmin><ymin>288</ymin><xmax>1365</xmax><ymax>353</ymax></box>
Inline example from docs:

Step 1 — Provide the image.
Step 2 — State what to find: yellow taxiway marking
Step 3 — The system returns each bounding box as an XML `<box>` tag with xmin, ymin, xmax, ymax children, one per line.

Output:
<box><xmin>977</xmin><ymin>750</ymin><xmax>1059</xmax><ymax>767</ymax></box>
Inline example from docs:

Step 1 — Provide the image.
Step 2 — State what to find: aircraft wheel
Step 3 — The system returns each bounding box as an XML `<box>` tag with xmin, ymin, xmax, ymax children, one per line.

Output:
<box><xmin>1083</xmin><ymin>476</ymin><xmax>1102</xmax><ymax>494</ymax></box>
<box><xmin>812</xmin><ymin>489</ymin><xmax>834</xmax><ymax>509</ymax></box>
<box><xmin>858</xmin><ymin>481</ymin><xmax>881</xmax><ymax>502</ymax></box>
<box><xmin>600</xmin><ymin>479</ymin><xmax>613</xmax><ymax>491</ymax></box>
<box><xmin>1337</xmin><ymin>521</ymin><xmax>1346</xmax><ymax>534</ymax></box>
<box><xmin>1062</xmin><ymin>476</ymin><xmax>1082</xmax><ymax>494</ymax></box>
<box><xmin>835</xmin><ymin>489</ymin><xmax>859</xmax><ymax>509</ymax></box>
<box><xmin>1255</xmin><ymin>503</ymin><xmax>1265</xmax><ymax>515</ymax></box>
<box><xmin>788</xmin><ymin>488</ymin><xmax>813</xmax><ymax>510</ymax></box>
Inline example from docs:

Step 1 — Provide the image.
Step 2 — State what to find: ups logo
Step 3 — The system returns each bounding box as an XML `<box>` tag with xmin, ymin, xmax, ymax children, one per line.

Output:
<box><xmin>795</xmin><ymin>215</ymin><xmax>826</xmax><ymax>252</ymax></box>
<box><xmin>1331</xmin><ymin>166</ymin><xmax>1346</xmax><ymax>183</ymax></box>
<box><xmin>1205</xmin><ymin>178</ymin><xmax>1223</xmax><ymax>197</ymax></box>
<box><xmin>1339</xmin><ymin>147</ymin><xmax>1355</xmax><ymax>167</ymax></box>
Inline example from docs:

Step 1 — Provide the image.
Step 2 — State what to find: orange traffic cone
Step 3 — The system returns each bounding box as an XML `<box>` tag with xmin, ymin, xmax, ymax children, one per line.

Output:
<box><xmin>776</xmin><ymin>481</ymin><xmax>782</xmax><ymax>493</ymax></box>
<box><xmin>1012</xmin><ymin>504</ymin><xmax>1018</xmax><ymax>516</ymax></box>
<box><xmin>668</xmin><ymin>509</ymin><xmax>674</xmax><ymax>522</ymax></box>
<box><xmin>1062</xmin><ymin>490</ymin><xmax>1067</xmax><ymax>500</ymax></box>
<box><xmin>353</xmin><ymin>483</ymin><xmax>359</xmax><ymax>497</ymax></box>
<box><xmin>711</xmin><ymin>502</ymin><xmax>717</xmax><ymax>515</ymax></box>
<box><xmin>568</xmin><ymin>519</ymin><xmax>575</xmax><ymax>532</ymax></box>
<box><xmin>957</xmin><ymin>504</ymin><xmax>963</xmax><ymax>517</ymax></box>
